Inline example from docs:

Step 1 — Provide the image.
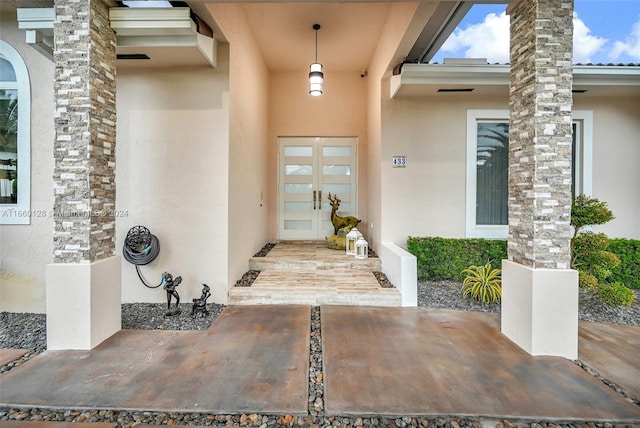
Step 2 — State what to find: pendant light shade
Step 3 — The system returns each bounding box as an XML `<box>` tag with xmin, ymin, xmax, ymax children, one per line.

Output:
<box><xmin>309</xmin><ymin>24</ymin><xmax>323</xmax><ymax>96</ymax></box>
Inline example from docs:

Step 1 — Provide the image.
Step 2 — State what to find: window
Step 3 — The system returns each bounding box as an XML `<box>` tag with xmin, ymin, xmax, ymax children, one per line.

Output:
<box><xmin>466</xmin><ymin>110</ymin><xmax>592</xmax><ymax>239</ymax></box>
<box><xmin>0</xmin><ymin>41</ymin><xmax>30</xmax><ymax>224</ymax></box>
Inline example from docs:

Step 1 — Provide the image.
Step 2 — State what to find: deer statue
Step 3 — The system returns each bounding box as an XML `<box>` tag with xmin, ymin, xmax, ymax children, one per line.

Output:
<box><xmin>327</xmin><ymin>193</ymin><xmax>361</xmax><ymax>235</ymax></box>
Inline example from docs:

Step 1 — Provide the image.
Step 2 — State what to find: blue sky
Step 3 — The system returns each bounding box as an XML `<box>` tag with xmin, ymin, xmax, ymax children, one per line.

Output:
<box><xmin>432</xmin><ymin>0</ymin><xmax>640</xmax><ymax>64</ymax></box>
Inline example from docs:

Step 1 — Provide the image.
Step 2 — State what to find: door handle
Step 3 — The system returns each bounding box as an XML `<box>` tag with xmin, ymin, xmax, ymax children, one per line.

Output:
<box><xmin>318</xmin><ymin>191</ymin><xmax>322</xmax><ymax>210</ymax></box>
<box><xmin>313</xmin><ymin>190</ymin><xmax>317</xmax><ymax>210</ymax></box>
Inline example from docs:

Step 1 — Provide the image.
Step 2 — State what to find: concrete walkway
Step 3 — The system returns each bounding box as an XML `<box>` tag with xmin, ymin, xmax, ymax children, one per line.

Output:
<box><xmin>0</xmin><ymin>305</ymin><xmax>638</xmax><ymax>422</ymax></box>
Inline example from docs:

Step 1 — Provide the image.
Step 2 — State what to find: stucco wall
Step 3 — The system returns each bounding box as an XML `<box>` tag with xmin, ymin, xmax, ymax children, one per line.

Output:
<box><xmin>0</xmin><ymin>11</ymin><xmax>54</xmax><ymax>313</ymax></box>
<box><xmin>574</xmin><ymin>96</ymin><xmax>640</xmax><ymax>239</ymax></box>
<box><xmin>366</xmin><ymin>2</ymin><xmax>422</xmax><ymax>252</ymax></box>
<box><xmin>268</xmin><ymin>71</ymin><xmax>368</xmax><ymax>241</ymax></box>
<box><xmin>380</xmin><ymin>93</ymin><xmax>640</xmax><ymax>246</ymax></box>
<box><xmin>208</xmin><ymin>4</ymin><xmax>270</xmax><ymax>295</ymax></box>
<box><xmin>116</xmin><ymin>47</ymin><xmax>231</xmax><ymax>304</ymax></box>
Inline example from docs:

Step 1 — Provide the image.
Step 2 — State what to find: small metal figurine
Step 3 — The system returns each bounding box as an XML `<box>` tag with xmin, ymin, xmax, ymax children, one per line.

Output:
<box><xmin>162</xmin><ymin>272</ymin><xmax>182</xmax><ymax>316</ymax></box>
<box><xmin>191</xmin><ymin>283</ymin><xmax>211</xmax><ymax>318</ymax></box>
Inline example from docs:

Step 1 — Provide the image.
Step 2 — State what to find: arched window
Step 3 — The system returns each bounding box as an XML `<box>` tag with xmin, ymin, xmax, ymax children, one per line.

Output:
<box><xmin>0</xmin><ymin>41</ymin><xmax>30</xmax><ymax>224</ymax></box>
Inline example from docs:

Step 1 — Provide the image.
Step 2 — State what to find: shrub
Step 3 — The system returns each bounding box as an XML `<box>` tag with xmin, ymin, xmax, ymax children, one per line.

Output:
<box><xmin>569</xmin><ymin>195</ymin><xmax>631</xmax><ymax>307</ymax></box>
<box><xmin>571</xmin><ymin>194</ymin><xmax>614</xmax><ymax>234</ymax></box>
<box><xmin>579</xmin><ymin>271</ymin><xmax>598</xmax><ymax>290</ymax></box>
<box><xmin>572</xmin><ymin>232</ymin><xmax>620</xmax><ymax>281</ymax></box>
<box><xmin>595</xmin><ymin>282</ymin><xmax>636</xmax><ymax>307</ymax></box>
<box><xmin>608</xmin><ymin>239</ymin><xmax>640</xmax><ymax>289</ymax></box>
<box><xmin>407</xmin><ymin>237</ymin><xmax>507</xmax><ymax>281</ymax></box>
<box><xmin>461</xmin><ymin>263</ymin><xmax>502</xmax><ymax>304</ymax></box>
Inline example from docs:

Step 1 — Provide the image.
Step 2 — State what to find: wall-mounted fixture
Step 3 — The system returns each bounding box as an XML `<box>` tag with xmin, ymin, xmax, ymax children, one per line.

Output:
<box><xmin>309</xmin><ymin>24</ymin><xmax>323</xmax><ymax>96</ymax></box>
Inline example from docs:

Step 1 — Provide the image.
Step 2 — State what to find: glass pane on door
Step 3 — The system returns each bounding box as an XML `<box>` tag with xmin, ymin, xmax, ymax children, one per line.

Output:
<box><xmin>279</xmin><ymin>137</ymin><xmax>356</xmax><ymax>240</ymax></box>
<box><xmin>323</xmin><ymin>165</ymin><xmax>351</xmax><ymax>176</ymax></box>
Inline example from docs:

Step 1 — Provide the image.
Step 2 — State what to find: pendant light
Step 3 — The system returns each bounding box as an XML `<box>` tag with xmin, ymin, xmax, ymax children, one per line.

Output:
<box><xmin>309</xmin><ymin>23</ymin><xmax>323</xmax><ymax>96</ymax></box>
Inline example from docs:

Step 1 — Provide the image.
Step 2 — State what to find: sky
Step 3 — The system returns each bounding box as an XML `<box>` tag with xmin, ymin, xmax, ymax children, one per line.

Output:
<box><xmin>431</xmin><ymin>0</ymin><xmax>640</xmax><ymax>64</ymax></box>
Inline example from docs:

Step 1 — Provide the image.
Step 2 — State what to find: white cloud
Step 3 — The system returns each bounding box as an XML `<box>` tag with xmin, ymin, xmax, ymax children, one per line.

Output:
<box><xmin>610</xmin><ymin>19</ymin><xmax>640</xmax><ymax>61</ymax></box>
<box><xmin>573</xmin><ymin>12</ymin><xmax>608</xmax><ymax>63</ymax></box>
<box><xmin>440</xmin><ymin>12</ymin><xmax>510</xmax><ymax>63</ymax></box>
<box><xmin>438</xmin><ymin>10</ymin><xmax>637</xmax><ymax>64</ymax></box>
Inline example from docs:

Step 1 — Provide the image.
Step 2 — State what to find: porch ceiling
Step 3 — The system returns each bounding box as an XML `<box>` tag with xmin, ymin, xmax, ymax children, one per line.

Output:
<box><xmin>234</xmin><ymin>3</ymin><xmax>393</xmax><ymax>73</ymax></box>
<box><xmin>187</xmin><ymin>0</ymin><xmax>486</xmax><ymax>74</ymax></box>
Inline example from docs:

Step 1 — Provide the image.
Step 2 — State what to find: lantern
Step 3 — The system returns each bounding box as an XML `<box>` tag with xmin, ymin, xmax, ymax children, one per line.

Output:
<box><xmin>346</xmin><ymin>227</ymin><xmax>362</xmax><ymax>255</ymax></box>
<box><xmin>355</xmin><ymin>236</ymin><xmax>369</xmax><ymax>259</ymax></box>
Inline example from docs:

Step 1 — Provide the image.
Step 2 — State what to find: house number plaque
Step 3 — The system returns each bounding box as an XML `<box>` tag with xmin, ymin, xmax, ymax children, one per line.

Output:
<box><xmin>392</xmin><ymin>156</ymin><xmax>407</xmax><ymax>168</ymax></box>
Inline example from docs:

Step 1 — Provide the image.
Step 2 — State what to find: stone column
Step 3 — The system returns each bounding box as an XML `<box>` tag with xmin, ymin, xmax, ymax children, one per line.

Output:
<box><xmin>46</xmin><ymin>0</ymin><xmax>121</xmax><ymax>350</ymax></box>
<box><xmin>502</xmin><ymin>0</ymin><xmax>579</xmax><ymax>359</ymax></box>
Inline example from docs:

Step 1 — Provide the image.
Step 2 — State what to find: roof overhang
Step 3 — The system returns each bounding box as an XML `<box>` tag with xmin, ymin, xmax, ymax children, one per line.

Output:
<box><xmin>110</xmin><ymin>7</ymin><xmax>216</xmax><ymax>68</ymax></box>
<box><xmin>391</xmin><ymin>62</ymin><xmax>640</xmax><ymax>98</ymax></box>
<box><xmin>15</xmin><ymin>6</ymin><xmax>217</xmax><ymax>68</ymax></box>
<box><xmin>16</xmin><ymin>7</ymin><xmax>54</xmax><ymax>59</ymax></box>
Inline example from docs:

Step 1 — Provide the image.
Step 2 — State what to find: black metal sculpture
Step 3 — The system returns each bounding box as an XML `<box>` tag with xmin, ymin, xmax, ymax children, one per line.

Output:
<box><xmin>191</xmin><ymin>283</ymin><xmax>211</xmax><ymax>318</ymax></box>
<box><xmin>162</xmin><ymin>272</ymin><xmax>182</xmax><ymax>316</ymax></box>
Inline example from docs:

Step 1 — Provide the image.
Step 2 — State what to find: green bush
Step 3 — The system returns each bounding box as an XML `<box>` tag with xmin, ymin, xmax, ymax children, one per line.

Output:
<box><xmin>571</xmin><ymin>194</ymin><xmax>614</xmax><ymax>233</ymax></box>
<box><xmin>407</xmin><ymin>237</ymin><xmax>507</xmax><ymax>281</ymax></box>
<box><xmin>572</xmin><ymin>232</ymin><xmax>620</xmax><ymax>281</ymax></box>
<box><xmin>579</xmin><ymin>271</ymin><xmax>598</xmax><ymax>290</ymax></box>
<box><xmin>608</xmin><ymin>239</ymin><xmax>640</xmax><ymax>289</ymax></box>
<box><xmin>461</xmin><ymin>263</ymin><xmax>502</xmax><ymax>304</ymax></box>
<box><xmin>595</xmin><ymin>282</ymin><xmax>636</xmax><ymax>307</ymax></box>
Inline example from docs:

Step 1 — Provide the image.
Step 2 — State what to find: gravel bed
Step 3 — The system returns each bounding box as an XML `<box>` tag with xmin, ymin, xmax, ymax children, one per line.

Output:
<box><xmin>234</xmin><ymin>270</ymin><xmax>261</xmax><ymax>287</ymax></box>
<box><xmin>121</xmin><ymin>303</ymin><xmax>226</xmax><ymax>330</ymax></box>
<box><xmin>418</xmin><ymin>280</ymin><xmax>640</xmax><ymax>327</ymax></box>
<box><xmin>254</xmin><ymin>242</ymin><xmax>276</xmax><ymax>257</ymax></box>
<box><xmin>309</xmin><ymin>306</ymin><xmax>324</xmax><ymax>416</ymax></box>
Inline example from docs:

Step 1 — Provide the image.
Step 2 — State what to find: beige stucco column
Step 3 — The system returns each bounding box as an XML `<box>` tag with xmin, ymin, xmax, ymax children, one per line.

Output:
<box><xmin>46</xmin><ymin>0</ymin><xmax>121</xmax><ymax>350</ymax></box>
<box><xmin>501</xmin><ymin>0</ymin><xmax>579</xmax><ymax>359</ymax></box>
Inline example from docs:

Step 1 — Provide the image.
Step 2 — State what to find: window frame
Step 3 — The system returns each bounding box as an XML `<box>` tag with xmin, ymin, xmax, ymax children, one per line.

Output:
<box><xmin>0</xmin><ymin>41</ymin><xmax>31</xmax><ymax>225</ymax></box>
<box><xmin>465</xmin><ymin>109</ymin><xmax>592</xmax><ymax>239</ymax></box>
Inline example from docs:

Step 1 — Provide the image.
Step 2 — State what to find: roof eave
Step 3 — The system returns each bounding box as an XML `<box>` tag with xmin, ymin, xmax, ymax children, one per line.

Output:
<box><xmin>391</xmin><ymin>63</ymin><xmax>640</xmax><ymax>98</ymax></box>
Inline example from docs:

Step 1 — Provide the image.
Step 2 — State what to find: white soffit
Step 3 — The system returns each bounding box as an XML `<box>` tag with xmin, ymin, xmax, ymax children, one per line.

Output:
<box><xmin>391</xmin><ymin>63</ymin><xmax>640</xmax><ymax>98</ymax></box>
<box><xmin>15</xmin><ymin>7</ymin><xmax>216</xmax><ymax>68</ymax></box>
<box><xmin>109</xmin><ymin>7</ymin><xmax>216</xmax><ymax>68</ymax></box>
<box><xmin>109</xmin><ymin>7</ymin><xmax>196</xmax><ymax>37</ymax></box>
<box><xmin>16</xmin><ymin>8</ymin><xmax>54</xmax><ymax>60</ymax></box>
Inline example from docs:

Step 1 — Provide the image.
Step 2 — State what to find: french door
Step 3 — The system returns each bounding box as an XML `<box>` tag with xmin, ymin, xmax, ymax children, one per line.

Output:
<box><xmin>278</xmin><ymin>137</ymin><xmax>357</xmax><ymax>240</ymax></box>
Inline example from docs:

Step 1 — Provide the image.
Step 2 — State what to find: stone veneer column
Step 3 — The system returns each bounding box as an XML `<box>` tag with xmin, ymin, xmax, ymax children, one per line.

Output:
<box><xmin>501</xmin><ymin>0</ymin><xmax>579</xmax><ymax>359</ymax></box>
<box><xmin>46</xmin><ymin>0</ymin><xmax>121</xmax><ymax>350</ymax></box>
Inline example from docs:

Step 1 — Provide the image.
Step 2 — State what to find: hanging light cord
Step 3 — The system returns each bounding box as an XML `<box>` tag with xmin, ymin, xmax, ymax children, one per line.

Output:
<box><xmin>313</xmin><ymin>23</ymin><xmax>321</xmax><ymax>63</ymax></box>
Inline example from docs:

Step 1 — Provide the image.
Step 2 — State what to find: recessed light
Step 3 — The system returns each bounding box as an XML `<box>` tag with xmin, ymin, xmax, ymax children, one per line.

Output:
<box><xmin>437</xmin><ymin>88</ymin><xmax>474</xmax><ymax>92</ymax></box>
<box><xmin>116</xmin><ymin>54</ymin><xmax>150</xmax><ymax>60</ymax></box>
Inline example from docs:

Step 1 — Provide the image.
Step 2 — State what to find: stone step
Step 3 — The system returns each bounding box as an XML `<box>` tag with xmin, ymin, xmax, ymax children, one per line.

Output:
<box><xmin>228</xmin><ymin>269</ymin><xmax>401</xmax><ymax>306</ymax></box>
<box><xmin>248</xmin><ymin>256</ymin><xmax>381</xmax><ymax>271</ymax></box>
<box><xmin>228</xmin><ymin>287</ymin><xmax>401</xmax><ymax>306</ymax></box>
<box><xmin>249</xmin><ymin>241</ymin><xmax>381</xmax><ymax>271</ymax></box>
